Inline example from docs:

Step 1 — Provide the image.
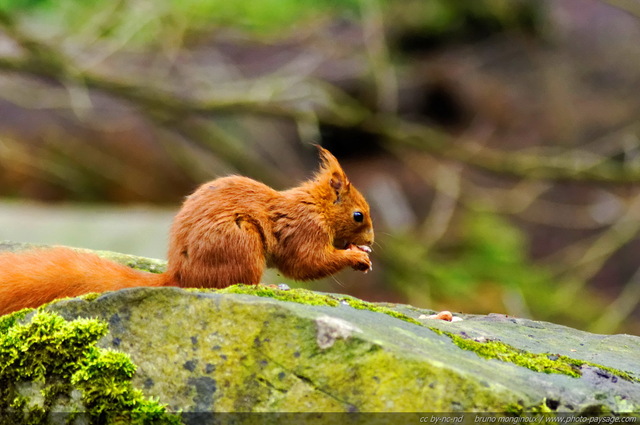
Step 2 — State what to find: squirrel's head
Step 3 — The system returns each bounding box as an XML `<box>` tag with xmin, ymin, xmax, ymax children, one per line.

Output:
<box><xmin>313</xmin><ymin>146</ymin><xmax>374</xmax><ymax>251</ymax></box>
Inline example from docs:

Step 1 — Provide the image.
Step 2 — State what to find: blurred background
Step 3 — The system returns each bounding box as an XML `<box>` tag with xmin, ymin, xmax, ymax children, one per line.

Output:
<box><xmin>1</xmin><ymin>0</ymin><xmax>640</xmax><ymax>334</ymax></box>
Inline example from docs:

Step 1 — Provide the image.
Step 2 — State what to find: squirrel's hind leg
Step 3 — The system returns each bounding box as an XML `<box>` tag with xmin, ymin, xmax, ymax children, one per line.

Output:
<box><xmin>167</xmin><ymin>218</ymin><xmax>266</xmax><ymax>289</ymax></box>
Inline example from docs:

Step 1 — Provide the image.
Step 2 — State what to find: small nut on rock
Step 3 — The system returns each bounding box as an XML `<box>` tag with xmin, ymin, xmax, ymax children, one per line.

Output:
<box><xmin>419</xmin><ymin>310</ymin><xmax>462</xmax><ymax>322</ymax></box>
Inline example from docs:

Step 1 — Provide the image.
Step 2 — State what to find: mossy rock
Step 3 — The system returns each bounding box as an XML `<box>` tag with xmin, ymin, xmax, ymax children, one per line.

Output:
<box><xmin>1</xmin><ymin>243</ymin><xmax>639</xmax><ymax>421</ymax></box>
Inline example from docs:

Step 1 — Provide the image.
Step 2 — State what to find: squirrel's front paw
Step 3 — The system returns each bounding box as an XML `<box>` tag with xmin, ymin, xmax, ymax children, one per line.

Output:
<box><xmin>346</xmin><ymin>245</ymin><xmax>373</xmax><ymax>272</ymax></box>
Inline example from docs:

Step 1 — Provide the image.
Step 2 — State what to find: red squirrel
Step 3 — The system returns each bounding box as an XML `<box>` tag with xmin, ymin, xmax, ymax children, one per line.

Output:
<box><xmin>0</xmin><ymin>147</ymin><xmax>374</xmax><ymax>315</ymax></box>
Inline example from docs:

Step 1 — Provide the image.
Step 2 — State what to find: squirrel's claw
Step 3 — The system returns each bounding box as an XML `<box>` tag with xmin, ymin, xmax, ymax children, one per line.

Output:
<box><xmin>346</xmin><ymin>243</ymin><xmax>373</xmax><ymax>273</ymax></box>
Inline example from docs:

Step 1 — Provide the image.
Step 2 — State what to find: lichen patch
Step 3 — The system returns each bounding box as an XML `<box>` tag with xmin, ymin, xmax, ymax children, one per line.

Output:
<box><xmin>315</xmin><ymin>315</ymin><xmax>362</xmax><ymax>349</ymax></box>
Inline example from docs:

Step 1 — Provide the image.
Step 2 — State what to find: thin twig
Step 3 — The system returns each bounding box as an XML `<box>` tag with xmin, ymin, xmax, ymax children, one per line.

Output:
<box><xmin>590</xmin><ymin>264</ymin><xmax>640</xmax><ymax>334</ymax></box>
<box><xmin>2</xmin><ymin>17</ymin><xmax>640</xmax><ymax>184</ymax></box>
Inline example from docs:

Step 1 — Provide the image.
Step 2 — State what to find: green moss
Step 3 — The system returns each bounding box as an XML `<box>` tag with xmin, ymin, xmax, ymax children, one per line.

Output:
<box><xmin>214</xmin><ymin>284</ymin><xmax>425</xmax><ymax>327</ymax></box>
<box><xmin>22</xmin><ymin>292</ymin><xmax>104</xmax><ymax>316</ymax></box>
<box><xmin>217</xmin><ymin>284</ymin><xmax>340</xmax><ymax>307</ymax></box>
<box><xmin>431</xmin><ymin>328</ymin><xmax>639</xmax><ymax>383</ymax></box>
<box><xmin>0</xmin><ymin>310</ymin><xmax>180</xmax><ymax>424</ymax></box>
<box><xmin>504</xmin><ymin>402</ymin><xmax>525</xmax><ymax>415</ymax></box>
<box><xmin>79</xmin><ymin>292</ymin><xmax>102</xmax><ymax>302</ymax></box>
<box><xmin>564</xmin><ymin>358</ymin><xmax>639</xmax><ymax>383</ymax></box>
<box><xmin>0</xmin><ymin>308</ymin><xmax>31</xmax><ymax>334</ymax></box>
<box><xmin>338</xmin><ymin>297</ymin><xmax>424</xmax><ymax>326</ymax></box>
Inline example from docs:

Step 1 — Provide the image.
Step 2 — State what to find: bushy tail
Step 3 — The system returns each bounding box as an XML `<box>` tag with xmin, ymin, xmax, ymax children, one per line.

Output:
<box><xmin>0</xmin><ymin>247</ymin><xmax>168</xmax><ymax>315</ymax></box>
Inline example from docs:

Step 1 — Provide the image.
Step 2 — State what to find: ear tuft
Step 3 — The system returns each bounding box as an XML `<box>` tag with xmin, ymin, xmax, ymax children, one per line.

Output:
<box><xmin>316</xmin><ymin>145</ymin><xmax>341</xmax><ymax>171</ymax></box>
<box><xmin>314</xmin><ymin>145</ymin><xmax>350</xmax><ymax>202</ymax></box>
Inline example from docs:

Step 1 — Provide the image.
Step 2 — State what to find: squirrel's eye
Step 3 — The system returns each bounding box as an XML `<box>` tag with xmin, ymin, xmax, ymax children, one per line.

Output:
<box><xmin>353</xmin><ymin>211</ymin><xmax>364</xmax><ymax>223</ymax></box>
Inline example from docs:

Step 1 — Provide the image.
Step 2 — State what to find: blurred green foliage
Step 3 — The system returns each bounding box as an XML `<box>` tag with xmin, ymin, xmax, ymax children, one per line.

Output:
<box><xmin>0</xmin><ymin>0</ymin><xmax>635</xmax><ymax>335</ymax></box>
<box><xmin>0</xmin><ymin>0</ymin><xmax>538</xmax><ymax>43</ymax></box>
<box><xmin>0</xmin><ymin>0</ymin><xmax>359</xmax><ymax>42</ymax></box>
<box><xmin>382</xmin><ymin>211</ymin><xmax>604</xmax><ymax>330</ymax></box>
<box><xmin>383</xmin><ymin>212</ymin><xmax>546</xmax><ymax>300</ymax></box>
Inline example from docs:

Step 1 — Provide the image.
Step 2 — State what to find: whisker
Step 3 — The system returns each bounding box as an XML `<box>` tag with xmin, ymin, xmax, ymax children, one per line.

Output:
<box><xmin>329</xmin><ymin>274</ymin><xmax>345</xmax><ymax>288</ymax></box>
<box><xmin>377</xmin><ymin>231</ymin><xmax>395</xmax><ymax>237</ymax></box>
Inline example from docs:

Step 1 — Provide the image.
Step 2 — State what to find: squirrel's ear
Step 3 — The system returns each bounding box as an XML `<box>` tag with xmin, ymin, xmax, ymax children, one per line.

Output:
<box><xmin>316</xmin><ymin>145</ymin><xmax>350</xmax><ymax>202</ymax></box>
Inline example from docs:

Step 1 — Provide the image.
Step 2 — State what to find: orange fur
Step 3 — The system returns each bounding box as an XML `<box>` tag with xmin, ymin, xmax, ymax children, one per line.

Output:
<box><xmin>0</xmin><ymin>147</ymin><xmax>374</xmax><ymax>315</ymax></box>
<box><xmin>0</xmin><ymin>248</ymin><xmax>166</xmax><ymax>315</ymax></box>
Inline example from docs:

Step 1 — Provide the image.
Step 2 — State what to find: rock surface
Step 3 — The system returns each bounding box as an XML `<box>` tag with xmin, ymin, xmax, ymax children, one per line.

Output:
<box><xmin>22</xmin><ymin>287</ymin><xmax>640</xmax><ymax>415</ymax></box>
<box><xmin>1</xmin><ymin>243</ymin><xmax>639</xmax><ymax>418</ymax></box>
